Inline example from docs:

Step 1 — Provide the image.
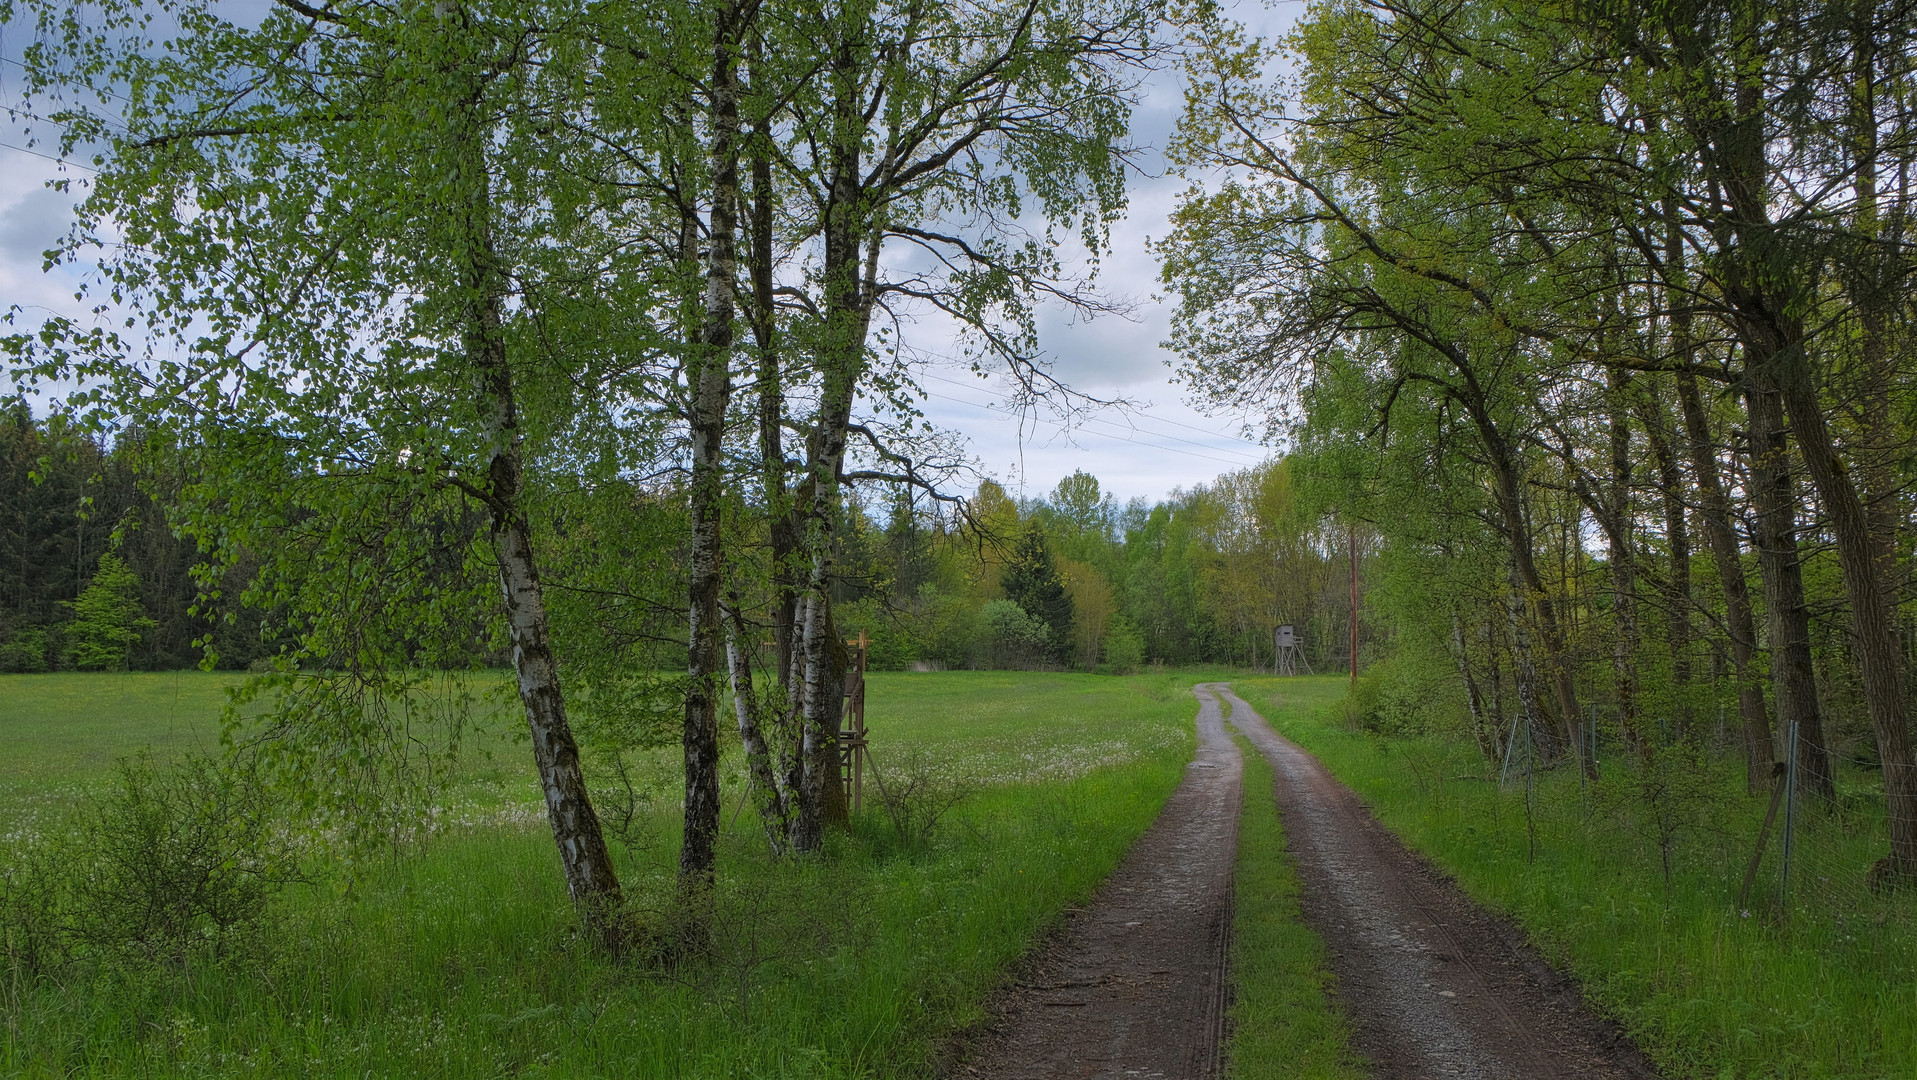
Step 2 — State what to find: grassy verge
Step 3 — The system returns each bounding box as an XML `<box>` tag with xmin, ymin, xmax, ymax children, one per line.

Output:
<box><xmin>1224</xmin><ymin>711</ymin><xmax>1363</xmax><ymax>1080</ymax></box>
<box><xmin>1</xmin><ymin>670</ymin><xmax>1198</xmax><ymax>1079</ymax></box>
<box><xmin>1231</xmin><ymin>676</ymin><xmax>1917</xmax><ymax>1080</ymax></box>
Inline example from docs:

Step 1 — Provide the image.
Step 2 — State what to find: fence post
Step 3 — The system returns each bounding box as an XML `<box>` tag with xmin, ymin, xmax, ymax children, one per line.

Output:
<box><xmin>1499</xmin><ymin>712</ymin><xmax>1523</xmax><ymax>788</ymax></box>
<box><xmin>1781</xmin><ymin>717</ymin><xmax>1800</xmax><ymax>915</ymax></box>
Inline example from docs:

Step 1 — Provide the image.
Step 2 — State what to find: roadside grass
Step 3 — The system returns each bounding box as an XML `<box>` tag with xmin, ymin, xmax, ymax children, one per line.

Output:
<box><xmin>1</xmin><ymin>670</ymin><xmax>1197</xmax><ymax>1078</ymax></box>
<box><xmin>1223</xmin><ymin>695</ymin><xmax>1364</xmax><ymax>1080</ymax></box>
<box><xmin>1232</xmin><ymin>676</ymin><xmax>1917</xmax><ymax>1080</ymax></box>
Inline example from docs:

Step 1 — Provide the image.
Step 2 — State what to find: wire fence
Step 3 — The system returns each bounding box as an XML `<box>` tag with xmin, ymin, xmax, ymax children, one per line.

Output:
<box><xmin>1489</xmin><ymin>707</ymin><xmax>1917</xmax><ymax>940</ymax></box>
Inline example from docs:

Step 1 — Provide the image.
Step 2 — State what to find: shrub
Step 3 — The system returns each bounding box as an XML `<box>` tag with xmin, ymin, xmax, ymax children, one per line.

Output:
<box><xmin>1347</xmin><ymin>654</ymin><xmax>1457</xmax><ymax>737</ymax></box>
<box><xmin>979</xmin><ymin>599</ymin><xmax>1054</xmax><ymax>669</ymax></box>
<box><xmin>867</xmin><ymin>747</ymin><xmax>973</xmax><ymax>851</ymax></box>
<box><xmin>0</xmin><ymin>625</ymin><xmax>51</xmax><ymax>672</ymax></box>
<box><xmin>1101</xmin><ymin>616</ymin><xmax>1144</xmax><ymax>674</ymax></box>
<box><xmin>0</xmin><ymin>753</ymin><xmax>299</xmax><ymax>972</ymax></box>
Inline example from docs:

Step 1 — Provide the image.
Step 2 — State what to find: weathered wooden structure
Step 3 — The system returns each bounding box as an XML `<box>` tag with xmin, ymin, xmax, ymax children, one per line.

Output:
<box><xmin>1274</xmin><ymin>624</ymin><xmax>1313</xmax><ymax>676</ymax></box>
<box><xmin>840</xmin><ymin>631</ymin><xmax>869</xmax><ymax>813</ymax></box>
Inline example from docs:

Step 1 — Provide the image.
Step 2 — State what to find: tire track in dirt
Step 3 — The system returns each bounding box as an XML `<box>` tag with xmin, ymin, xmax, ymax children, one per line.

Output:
<box><xmin>964</xmin><ymin>683</ymin><xmax>1243</xmax><ymax>1079</ymax></box>
<box><xmin>1222</xmin><ymin>686</ymin><xmax>1661</xmax><ymax>1080</ymax></box>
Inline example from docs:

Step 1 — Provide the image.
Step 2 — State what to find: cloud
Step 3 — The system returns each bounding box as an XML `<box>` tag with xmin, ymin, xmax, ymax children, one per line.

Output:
<box><xmin>0</xmin><ymin>184</ymin><xmax>76</xmax><ymax>265</ymax></box>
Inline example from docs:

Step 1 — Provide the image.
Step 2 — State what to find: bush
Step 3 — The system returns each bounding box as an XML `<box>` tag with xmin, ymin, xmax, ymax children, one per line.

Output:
<box><xmin>1346</xmin><ymin>654</ymin><xmax>1457</xmax><ymax>738</ymax></box>
<box><xmin>867</xmin><ymin>747</ymin><xmax>974</xmax><ymax>851</ymax></box>
<box><xmin>978</xmin><ymin>599</ymin><xmax>1055</xmax><ymax>669</ymax></box>
<box><xmin>0</xmin><ymin>625</ymin><xmax>51</xmax><ymax>672</ymax></box>
<box><xmin>1101</xmin><ymin>616</ymin><xmax>1144</xmax><ymax>674</ymax></box>
<box><xmin>0</xmin><ymin>753</ymin><xmax>299</xmax><ymax>972</ymax></box>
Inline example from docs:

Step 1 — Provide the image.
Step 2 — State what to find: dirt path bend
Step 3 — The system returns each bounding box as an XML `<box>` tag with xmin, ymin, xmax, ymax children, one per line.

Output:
<box><xmin>964</xmin><ymin>683</ymin><xmax>1243</xmax><ymax>1079</ymax></box>
<box><xmin>1221</xmin><ymin>686</ymin><xmax>1660</xmax><ymax>1080</ymax></box>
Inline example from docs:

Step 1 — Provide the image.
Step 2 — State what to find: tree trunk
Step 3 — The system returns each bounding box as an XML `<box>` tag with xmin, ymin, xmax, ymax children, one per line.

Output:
<box><xmin>1765</xmin><ymin>338</ymin><xmax>1917</xmax><ymax>868</ymax></box>
<box><xmin>1450</xmin><ymin>611</ymin><xmax>1494</xmax><ymax>761</ymax></box>
<box><xmin>678</xmin><ymin>1</ymin><xmax>746</xmax><ymax>896</ymax></box>
<box><xmin>1744</xmin><ymin>378</ymin><xmax>1836</xmax><ymax>805</ymax></box>
<box><xmin>1604</xmin><ymin>366</ymin><xmax>1641</xmax><ymax>764</ymax></box>
<box><xmin>1472</xmin><ymin>401</ymin><xmax>1574</xmax><ymax>767</ymax></box>
<box><xmin>1703</xmin><ymin>36</ymin><xmax>1917</xmax><ymax>867</ymax></box>
<box><xmin>724</xmin><ymin>600</ymin><xmax>790</xmax><ymax>855</ymax></box>
<box><xmin>790</xmin><ymin>44</ymin><xmax>875</xmax><ymax>852</ymax></box>
<box><xmin>1635</xmin><ymin>389</ymin><xmax>1692</xmax><ymax>744</ymax></box>
<box><xmin>1504</xmin><ymin>564</ymin><xmax>1553</xmax><ymax>765</ymax></box>
<box><xmin>1672</xmin><ymin>371</ymin><xmax>1774</xmax><ymax>789</ymax></box>
<box><xmin>454</xmin><ymin>71</ymin><xmax>622</xmax><ymax>941</ymax></box>
<box><xmin>747</xmin><ymin>33</ymin><xmax>801</xmax><ymax>690</ymax></box>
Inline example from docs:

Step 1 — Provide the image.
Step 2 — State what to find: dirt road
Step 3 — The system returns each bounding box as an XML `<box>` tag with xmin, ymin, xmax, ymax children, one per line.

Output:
<box><xmin>963</xmin><ymin>683</ymin><xmax>1661</xmax><ymax>1079</ymax></box>
<box><xmin>1220</xmin><ymin>685</ymin><xmax>1658</xmax><ymax>1080</ymax></box>
<box><xmin>962</xmin><ymin>681</ymin><xmax>1243</xmax><ymax>1079</ymax></box>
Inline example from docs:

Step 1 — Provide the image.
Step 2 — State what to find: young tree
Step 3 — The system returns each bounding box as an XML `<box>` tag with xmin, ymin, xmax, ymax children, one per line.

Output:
<box><xmin>63</xmin><ymin>551</ymin><xmax>154</xmax><ymax>672</ymax></box>
<box><xmin>0</xmin><ymin>0</ymin><xmax>683</xmax><ymax>938</ymax></box>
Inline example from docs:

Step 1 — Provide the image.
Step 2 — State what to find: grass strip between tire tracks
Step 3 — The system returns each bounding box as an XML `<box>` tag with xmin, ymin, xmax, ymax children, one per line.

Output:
<box><xmin>1224</xmin><ymin>698</ymin><xmax>1365</xmax><ymax>1080</ymax></box>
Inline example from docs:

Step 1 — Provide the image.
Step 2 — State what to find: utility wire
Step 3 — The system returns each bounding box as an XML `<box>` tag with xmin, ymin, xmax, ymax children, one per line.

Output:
<box><xmin>0</xmin><ymin>139</ymin><xmax>95</xmax><ymax>172</ymax></box>
<box><xmin>914</xmin><ymin>369</ymin><xmax>1267</xmax><ymax>464</ymax></box>
<box><xmin>914</xmin><ymin>369</ymin><xmax>1267</xmax><ymax>445</ymax></box>
<box><xmin>921</xmin><ymin>384</ymin><xmax>1261</xmax><ymax>469</ymax></box>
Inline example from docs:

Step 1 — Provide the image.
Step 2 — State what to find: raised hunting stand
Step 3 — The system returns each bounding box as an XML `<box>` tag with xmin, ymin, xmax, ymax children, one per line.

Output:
<box><xmin>1274</xmin><ymin>624</ymin><xmax>1313</xmax><ymax>676</ymax></box>
<box><xmin>840</xmin><ymin>631</ymin><xmax>869</xmax><ymax>813</ymax></box>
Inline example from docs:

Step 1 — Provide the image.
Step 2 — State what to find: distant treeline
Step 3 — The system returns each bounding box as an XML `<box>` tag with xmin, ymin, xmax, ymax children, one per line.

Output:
<box><xmin>834</xmin><ymin>465</ymin><xmax>1366</xmax><ymax>674</ymax></box>
<box><xmin>0</xmin><ymin>405</ymin><xmax>271</xmax><ymax>672</ymax></box>
<box><xmin>1</xmin><ymin>402</ymin><xmax>1369</xmax><ymax>677</ymax></box>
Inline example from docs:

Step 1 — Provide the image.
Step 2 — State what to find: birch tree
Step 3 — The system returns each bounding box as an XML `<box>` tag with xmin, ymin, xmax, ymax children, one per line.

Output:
<box><xmin>1</xmin><ymin>0</ymin><xmax>681</xmax><ymax>939</ymax></box>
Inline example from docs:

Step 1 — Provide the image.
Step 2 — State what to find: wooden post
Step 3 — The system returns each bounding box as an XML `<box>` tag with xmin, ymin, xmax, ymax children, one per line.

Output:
<box><xmin>1349</xmin><ymin>524</ymin><xmax>1360</xmax><ymax>689</ymax></box>
<box><xmin>841</xmin><ymin>630</ymin><xmax>869</xmax><ymax>814</ymax></box>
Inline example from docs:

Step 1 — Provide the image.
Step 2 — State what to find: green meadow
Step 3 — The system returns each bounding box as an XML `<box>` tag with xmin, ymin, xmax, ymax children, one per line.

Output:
<box><xmin>0</xmin><ymin>670</ymin><xmax>1207</xmax><ymax>1078</ymax></box>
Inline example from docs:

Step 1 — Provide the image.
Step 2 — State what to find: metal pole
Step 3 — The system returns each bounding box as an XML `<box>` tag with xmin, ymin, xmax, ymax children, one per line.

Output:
<box><xmin>1499</xmin><ymin>712</ymin><xmax>1523</xmax><ymax>787</ymax></box>
<box><xmin>1781</xmin><ymin>717</ymin><xmax>1800</xmax><ymax>912</ymax></box>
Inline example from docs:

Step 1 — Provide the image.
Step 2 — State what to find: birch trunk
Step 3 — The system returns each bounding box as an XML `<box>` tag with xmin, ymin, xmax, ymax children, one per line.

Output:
<box><xmin>452</xmin><ymin>56</ymin><xmax>622</xmax><ymax>938</ymax></box>
<box><xmin>790</xmin><ymin>45</ymin><xmax>875</xmax><ymax>852</ymax></box>
<box><xmin>725</xmin><ymin>604</ymin><xmax>791</xmax><ymax>855</ymax></box>
<box><xmin>680</xmin><ymin>0</ymin><xmax>746</xmax><ymax>894</ymax></box>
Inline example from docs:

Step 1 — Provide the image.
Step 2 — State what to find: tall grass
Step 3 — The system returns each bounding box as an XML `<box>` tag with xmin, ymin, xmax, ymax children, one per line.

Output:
<box><xmin>1232</xmin><ymin>676</ymin><xmax>1917</xmax><ymax>1080</ymax></box>
<box><xmin>1</xmin><ymin>670</ymin><xmax>1198</xmax><ymax>1078</ymax></box>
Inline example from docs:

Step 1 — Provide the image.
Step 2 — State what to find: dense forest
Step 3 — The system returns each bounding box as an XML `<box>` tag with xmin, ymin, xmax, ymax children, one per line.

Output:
<box><xmin>0</xmin><ymin>406</ymin><xmax>277</xmax><ymax>671</ymax></box>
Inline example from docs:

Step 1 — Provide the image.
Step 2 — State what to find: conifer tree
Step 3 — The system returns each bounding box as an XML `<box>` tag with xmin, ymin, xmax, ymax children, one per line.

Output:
<box><xmin>64</xmin><ymin>552</ymin><xmax>154</xmax><ymax>672</ymax></box>
<box><xmin>1002</xmin><ymin>527</ymin><xmax>1074</xmax><ymax>663</ymax></box>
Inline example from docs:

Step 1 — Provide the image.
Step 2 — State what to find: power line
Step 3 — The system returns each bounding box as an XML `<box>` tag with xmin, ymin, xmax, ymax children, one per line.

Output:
<box><xmin>914</xmin><ymin>369</ymin><xmax>1267</xmax><ymax>464</ymax></box>
<box><xmin>920</xmin><ymin>384</ymin><xmax>1261</xmax><ymax>469</ymax></box>
<box><xmin>1</xmin><ymin>56</ymin><xmax>136</xmax><ymax>107</ymax></box>
<box><xmin>0</xmin><ymin>139</ymin><xmax>95</xmax><ymax>172</ymax></box>
<box><xmin>915</xmin><ymin>368</ymin><xmax>1270</xmax><ymax>445</ymax></box>
<box><xmin>921</xmin><ymin>379</ymin><xmax>1264</xmax><ymax>468</ymax></box>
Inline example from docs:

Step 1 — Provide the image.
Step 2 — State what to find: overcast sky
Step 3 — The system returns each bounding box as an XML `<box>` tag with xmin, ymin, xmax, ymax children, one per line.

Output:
<box><xmin>0</xmin><ymin>1</ymin><xmax>1299</xmax><ymax>506</ymax></box>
